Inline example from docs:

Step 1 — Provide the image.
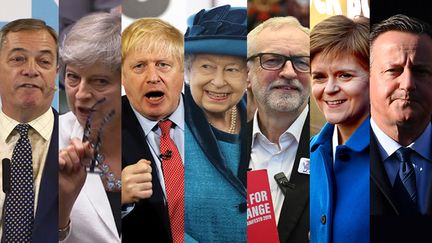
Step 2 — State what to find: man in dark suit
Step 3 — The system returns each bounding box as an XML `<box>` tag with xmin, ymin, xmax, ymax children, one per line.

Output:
<box><xmin>246</xmin><ymin>16</ymin><xmax>310</xmax><ymax>243</ymax></box>
<box><xmin>370</xmin><ymin>14</ymin><xmax>432</xmax><ymax>242</ymax></box>
<box><xmin>121</xmin><ymin>18</ymin><xmax>185</xmax><ymax>243</ymax></box>
<box><xmin>0</xmin><ymin>18</ymin><xmax>58</xmax><ymax>242</ymax></box>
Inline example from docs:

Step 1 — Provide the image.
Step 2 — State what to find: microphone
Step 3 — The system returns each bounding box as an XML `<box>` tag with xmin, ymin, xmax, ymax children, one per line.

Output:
<box><xmin>274</xmin><ymin>172</ymin><xmax>295</xmax><ymax>196</ymax></box>
<box><xmin>2</xmin><ymin>158</ymin><xmax>11</xmax><ymax>194</ymax></box>
<box><xmin>159</xmin><ymin>150</ymin><xmax>172</xmax><ymax>160</ymax></box>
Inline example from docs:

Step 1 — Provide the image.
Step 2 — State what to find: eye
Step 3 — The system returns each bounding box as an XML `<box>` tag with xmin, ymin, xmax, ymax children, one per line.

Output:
<box><xmin>94</xmin><ymin>79</ymin><xmax>109</xmax><ymax>86</ymax></box>
<box><xmin>132</xmin><ymin>63</ymin><xmax>144</xmax><ymax>73</ymax></box>
<box><xmin>157</xmin><ymin>62</ymin><xmax>171</xmax><ymax>69</ymax></box>
<box><xmin>225</xmin><ymin>67</ymin><xmax>240</xmax><ymax>72</ymax></box>
<box><xmin>9</xmin><ymin>55</ymin><xmax>25</xmax><ymax>64</ymax></box>
<box><xmin>412</xmin><ymin>66</ymin><xmax>432</xmax><ymax>77</ymax></box>
<box><xmin>312</xmin><ymin>73</ymin><xmax>327</xmax><ymax>83</ymax></box>
<box><xmin>65</xmin><ymin>72</ymin><xmax>80</xmax><ymax>87</ymax></box>
<box><xmin>338</xmin><ymin>73</ymin><xmax>353</xmax><ymax>80</ymax></box>
<box><xmin>39</xmin><ymin>58</ymin><xmax>53</xmax><ymax>68</ymax></box>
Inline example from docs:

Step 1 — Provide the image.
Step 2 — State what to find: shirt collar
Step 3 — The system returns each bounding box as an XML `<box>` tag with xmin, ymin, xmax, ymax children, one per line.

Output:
<box><xmin>133</xmin><ymin>95</ymin><xmax>185</xmax><ymax>136</ymax></box>
<box><xmin>371</xmin><ymin>118</ymin><xmax>431</xmax><ymax>161</ymax></box>
<box><xmin>0</xmin><ymin>108</ymin><xmax>53</xmax><ymax>142</ymax></box>
<box><xmin>252</xmin><ymin>105</ymin><xmax>309</xmax><ymax>145</ymax></box>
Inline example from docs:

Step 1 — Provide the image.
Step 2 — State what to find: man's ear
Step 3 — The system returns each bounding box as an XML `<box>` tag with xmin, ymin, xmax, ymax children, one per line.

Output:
<box><xmin>246</xmin><ymin>65</ymin><xmax>252</xmax><ymax>89</ymax></box>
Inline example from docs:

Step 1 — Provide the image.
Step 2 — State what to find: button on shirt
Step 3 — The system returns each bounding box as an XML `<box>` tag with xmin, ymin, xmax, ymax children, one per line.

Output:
<box><xmin>0</xmin><ymin>109</ymin><xmax>54</xmax><ymax>237</ymax></box>
<box><xmin>371</xmin><ymin>119</ymin><xmax>432</xmax><ymax>214</ymax></box>
<box><xmin>132</xmin><ymin>97</ymin><xmax>184</xmax><ymax>199</ymax></box>
<box><xmin>249</xmin><ymin>105</ymin><xmax>308</xmax><ymax>224</ymax></box>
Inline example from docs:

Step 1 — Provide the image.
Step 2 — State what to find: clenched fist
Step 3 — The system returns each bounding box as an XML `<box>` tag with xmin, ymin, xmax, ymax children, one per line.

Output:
<box><xmin>122</xmin><ymin>159</ymin><xmax>153</xmax><ymax>204</ymax></box>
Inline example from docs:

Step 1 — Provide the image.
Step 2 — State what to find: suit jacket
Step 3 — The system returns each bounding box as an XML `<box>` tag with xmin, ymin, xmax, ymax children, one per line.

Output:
<box><xmin>246</xmin><ymin>113</ymin><xmax>310</xmax><ymax>243</ymax></box>
<box><xmin>121</xmin><ymin>96</ymin><xmax>172</xmax><ymax>243</ymax></box>
<box><xmin>59</xmin><ymin>112</ymin><xmax>120</xmax><ymax>243</ymax></box>
<box><xmin>32</xmin><ymin>108</ymin><xmax>58</xmax><ymax>243</ymax></box>
<box><xmin>371</xmin><ymin>123</ymin><xmax>432</xmax><ymax>242</ymax></box>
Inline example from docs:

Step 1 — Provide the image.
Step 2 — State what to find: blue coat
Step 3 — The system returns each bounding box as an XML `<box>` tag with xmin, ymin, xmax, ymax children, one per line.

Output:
<box><xmin>184</xmin><ymin>85</ymin><xmax>248</xmax><ymax>242</ymax></box>
<box><xmin>310</xmin><ymin>117</ymin><xmax>370</xmax><ymax>243</ymax></box>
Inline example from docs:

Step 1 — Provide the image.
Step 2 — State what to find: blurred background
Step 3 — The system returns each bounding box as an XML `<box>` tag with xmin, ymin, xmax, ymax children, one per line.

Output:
<box><xmin>0</xmin><ymin>0</ymin><xmax>59</xmax><ymax>110</ymax></box>
<box><xmin>309</xmin><ymin>0</ymin><xmax>369</xmax><ymax>136</ymax></box>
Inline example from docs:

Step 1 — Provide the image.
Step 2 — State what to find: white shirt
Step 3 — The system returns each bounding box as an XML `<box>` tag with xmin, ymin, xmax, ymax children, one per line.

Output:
<box><xmin>0</xmin><ymin>108</ymin><xmax>54</xmax><ymax>238</ymax></box>
<box><xmin>249</xmin><ymin>105</ymin><xmax>309</xmax><ymax>224</ymax></box>
<box><xmin>132</xmin><ymin>96</ymin><xmax>184</xmax><ymax>198</ymax></box>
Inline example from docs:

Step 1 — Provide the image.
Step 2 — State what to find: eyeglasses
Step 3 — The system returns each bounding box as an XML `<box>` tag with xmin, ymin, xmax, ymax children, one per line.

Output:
<box><xmin>82</xmin><ymin>97</ymin><xmax>115</xmax><ymax>173</ymax></box>
<box><xmin>247</xmin><ymin>53</ymin><xmax>310</xmax><ymax>73</ymax></box>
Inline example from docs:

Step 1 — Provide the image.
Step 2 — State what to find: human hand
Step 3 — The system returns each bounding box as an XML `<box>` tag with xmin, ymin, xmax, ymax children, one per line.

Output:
<box><xmin>58</xmin><ymin>138</ymin><xmax>93</xmax><ymax>228</ymax></box>
<box><xmin>122</xmin><ymin>159</ymin><xmax>153</xmax><ymax>204</ymax></box>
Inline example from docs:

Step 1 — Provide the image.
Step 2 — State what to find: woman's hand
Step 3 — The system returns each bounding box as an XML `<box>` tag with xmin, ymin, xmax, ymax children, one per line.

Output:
<box><xmin>58</xmin><ymin>138</ymin><xmax>93</xmax><ymax>229</ymax></box>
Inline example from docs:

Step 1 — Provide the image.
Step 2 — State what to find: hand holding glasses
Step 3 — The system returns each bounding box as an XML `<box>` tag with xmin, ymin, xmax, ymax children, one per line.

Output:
<box><xmin>82</xmin><ymin>97</ymin><xmax>115</xmax><ymax>173</ymax></box>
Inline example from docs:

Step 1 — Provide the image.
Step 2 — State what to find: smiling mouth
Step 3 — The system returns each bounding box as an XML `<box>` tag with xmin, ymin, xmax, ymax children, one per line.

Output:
<box><xmin>326</xmin><ymin>100</ymin><xmax>346</xmax><ymax>105</ymax></box>
<box><xmin>145</xmin><ymin>91</ymin><xmax>165</xmax><ymax>100</ymax></box>
<box><xmin>206</xmin><ymin>91</ymin><xmax>230</xmax><ymax>99</ymax></box>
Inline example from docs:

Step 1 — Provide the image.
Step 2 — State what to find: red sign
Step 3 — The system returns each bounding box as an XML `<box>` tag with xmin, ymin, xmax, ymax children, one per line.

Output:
<box><xmin>247</xmin><ymin>169</ymin><xmax>279</xmax><ymax>243</ymax></box>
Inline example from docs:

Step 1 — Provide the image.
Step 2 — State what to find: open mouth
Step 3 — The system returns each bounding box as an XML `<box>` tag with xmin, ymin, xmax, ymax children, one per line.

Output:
<box><xmin>271</xmin><ymin>85</ymin><xmax>298</xmax><ymax>91</ymax></box>
<box><xmin>325</xmin><ymin>99</ymin><xmax>346</xmax><ymax>106</ymax></box>
<box><xmin>206</xmin><ymin>91</ymin><xmax>230</xmax><ymax>101</ymax></box>
<box><xmin>145</xmin><ymin>91</ymin><xmax>165</xmax><ymax>99</ymax></box>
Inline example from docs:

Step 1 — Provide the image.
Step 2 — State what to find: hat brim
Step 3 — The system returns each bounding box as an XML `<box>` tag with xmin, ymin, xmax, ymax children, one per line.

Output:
<box><xmin>184</xmin><ymin>37</ymin><xmax>246</xmax><ymax>57</ymax></box>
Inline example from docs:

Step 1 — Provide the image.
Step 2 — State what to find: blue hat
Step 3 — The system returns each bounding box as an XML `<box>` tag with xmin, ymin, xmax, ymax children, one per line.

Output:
<box><xmin>184</xmin><ymin>5</ymin><xmax>247</xmax><ymax>57</ymax></box>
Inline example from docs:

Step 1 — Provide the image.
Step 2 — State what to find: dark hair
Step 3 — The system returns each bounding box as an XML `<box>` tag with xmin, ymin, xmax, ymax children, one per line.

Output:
<box><xmin>371</xmin><ymin>14</ymin><xmax>432</xmax><ymax>46</ymax></box>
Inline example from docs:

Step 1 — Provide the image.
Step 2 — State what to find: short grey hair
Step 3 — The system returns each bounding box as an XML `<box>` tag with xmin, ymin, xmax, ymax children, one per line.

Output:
<box><xmin>247</xmin><ymin>16</ymin><xmax>309</xmax><ymax>58</ymax></box>
<box><xmin>0</xmin><ymin>18</ymin><xmax>58</xmax><ymax>59</ymax></box>
<box><xmin>60</xmin><ymin>12</ymin><xmax>121</xmax><ymax>75</ymax></box>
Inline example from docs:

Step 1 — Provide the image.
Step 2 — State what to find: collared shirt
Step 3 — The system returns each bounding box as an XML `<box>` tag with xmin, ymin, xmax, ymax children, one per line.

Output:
<box><xmin>132</xmin><ymin>96</ymin><xmax>184</xmax><ymax>198</ymax></box>
<box><xmin>249</xmin><ymin>105</ymin><xmax>308</xmax><ymax>224</ymax></box>
<box><xmin>371</xmin><ymin>119</ymin><xmax>432</xmax><ymax>214</ymax></box>
<box><xmin>0</xmin><ymin>108</ymin><xmax>54</xmax><ymax>236</ymax></box>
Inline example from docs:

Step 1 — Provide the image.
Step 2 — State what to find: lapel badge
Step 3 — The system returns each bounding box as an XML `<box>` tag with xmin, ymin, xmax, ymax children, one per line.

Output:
<box><xmin>298</xmin><ymin>157</ymin><xmax>310</xmax><ymax>175</ymax></box>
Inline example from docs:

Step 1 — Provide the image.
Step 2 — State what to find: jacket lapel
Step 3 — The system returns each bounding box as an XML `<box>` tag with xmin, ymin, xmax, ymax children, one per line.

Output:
<box><xmin>83</xmin><ymin>174</ymin><xmax>118</xmax><ymax>239</ymax></box>
<box><xmin>33</xmin><ymin>108</ymin><xmax>58</xmax><ymax>241</ymax></box>
<box><xmin>370</xmin><ymin>129</ymin><xmax>399</xmax><ymax>214</ymax></box>
<box><xmin>121</xmin><ymin>96</ymin><xmax>172</xmax><ymax>237</ymax></box>
<box><xmin>277</xmin><ymin>114</ymin><xmax>310</xmax><ymax>243</ymax></box>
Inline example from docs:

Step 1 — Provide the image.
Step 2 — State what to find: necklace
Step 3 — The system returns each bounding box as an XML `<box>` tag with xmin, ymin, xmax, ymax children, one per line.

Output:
<box><xmin>228</xmin><ymin>106</ymin><xmax>237</xmax><ymax>134</ymax></box>
<box><xmin>209</xmin><ymin>106</ymin><xmax>238</xmax><ymax>134</ymax></box>
<box><xmin>96</xmin><ymin>153</ymin><xmax>121</xmax><ymax>191</ymax></box>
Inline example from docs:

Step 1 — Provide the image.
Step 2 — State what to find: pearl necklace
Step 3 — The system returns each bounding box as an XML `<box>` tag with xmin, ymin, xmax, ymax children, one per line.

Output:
<box><xmin>209</xmin><ymin>106</ymin><xmax>238</xmax><ymax>134</ymax></box>
<box><xmin>228</xmin><ymin>106</ymin><xmax>238</xmax><ymax>134</ymax></box>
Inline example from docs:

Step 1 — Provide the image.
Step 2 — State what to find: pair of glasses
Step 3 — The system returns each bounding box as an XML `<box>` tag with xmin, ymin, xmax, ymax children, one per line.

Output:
<box><xmin>82</xmin><ymin>97</ymin><xmax>115</xmax><ymax>173</ymax></box>
<box><xmin>247</xmin><ymin>53</ymin><xmax>310</xmax><ymax>73</ymax></box>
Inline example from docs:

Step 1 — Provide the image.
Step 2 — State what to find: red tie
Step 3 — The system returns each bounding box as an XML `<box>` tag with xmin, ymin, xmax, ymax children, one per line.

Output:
<box><xmin>159</xmin><ymin>119</ymin><xmax>184</xmax><ymax>243</ymax></box>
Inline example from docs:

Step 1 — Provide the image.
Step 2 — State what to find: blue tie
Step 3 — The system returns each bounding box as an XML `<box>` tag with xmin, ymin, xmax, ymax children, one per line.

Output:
<box><xmin>3</xmin><ymin>124</ymin><xmax>34</xmax><ymax>242</ymax></box>
<box><xmin>394</xmin><ymin>147</ymin><xmax>418</xmax><ymax>214</ymax></box>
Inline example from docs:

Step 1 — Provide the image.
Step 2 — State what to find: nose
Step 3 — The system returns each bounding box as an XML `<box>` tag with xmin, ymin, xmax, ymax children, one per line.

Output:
<box><xmin>279</xmin><ymin>60</ymin><xmax>297</xmax><ymax>79</ymax></box>
<box><xmin>146</xmin><ymin>65</ymin><xmax>160</xmax><ymax>84</ymax></box>
<box><xmin>398</xmin><ymin>68</ymin><xmax>416</xmax><ymax>91</ymax></box>
<box><xmin>324</xmin><ymin>78</ymin><xmax>340</xmax><ymax>94</ymax></box>
<box><xmin>22</xmin><ymin>59</ymin><xmax>40</xmax><ymax>78</ymax></box>
<box><xmin>211</xmin><ymin>68</ymin><xmax>226</xmax><ymax>87</ymax></box>
<box><xmin>75</xmin><ymin>81</ymin><xmax>92</xmax><ymax>100</ymax></box>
